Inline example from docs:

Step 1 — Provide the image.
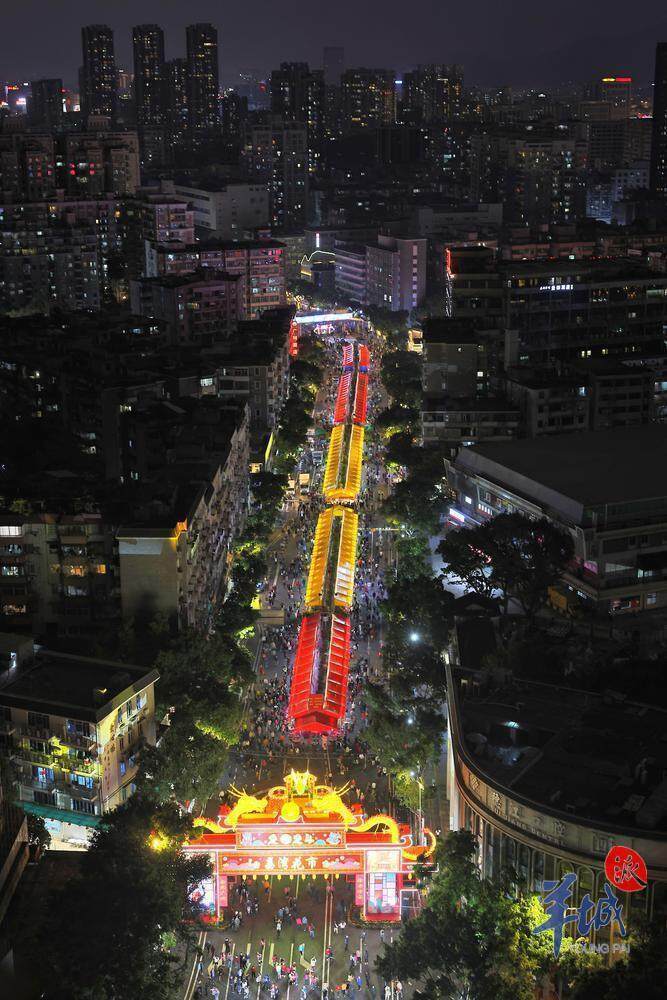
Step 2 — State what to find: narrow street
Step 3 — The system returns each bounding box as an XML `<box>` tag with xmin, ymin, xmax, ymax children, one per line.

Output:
<box><xmin>185</xmin><ymin>319</ymin><xmax>410</xmax><ymax>1000</ymax></box>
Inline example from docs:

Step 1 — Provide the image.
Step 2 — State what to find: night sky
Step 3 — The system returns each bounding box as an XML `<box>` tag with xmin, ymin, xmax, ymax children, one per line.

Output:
<box><xmin>2</xmin><ymin>0</ymin><xmax>667</xmax><ymax>88</ymax></box>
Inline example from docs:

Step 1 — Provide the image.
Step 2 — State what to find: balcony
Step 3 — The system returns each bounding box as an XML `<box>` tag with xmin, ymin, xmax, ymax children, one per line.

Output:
<box><xmin>11</xmin><ymin>747</ymin><xmax>57</xmax><ymax>767</ymax></box>
<box><xmin>62</xmin><ymin>781</ymin><xmax>98</xmax><ymax>802</ymax></box>
<box><xmin>58</xmin><ymin>728</ymin><xmax>97</xmax><ymax>752</ymax></box>
<box><xmin>65</xmin><ymin>758</ymin><xmax>98</xmax><ymax>775</ymax></box>
<box><xmin>22</xmin><ymin>725</ymin><xmax>51</xmax><ymax>741</ymax></box>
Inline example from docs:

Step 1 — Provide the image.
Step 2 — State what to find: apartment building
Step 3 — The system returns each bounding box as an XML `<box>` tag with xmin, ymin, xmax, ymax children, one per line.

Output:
<box><xmin>0</xmin><ymin>515</ymin><xmax>120</xmax><ymax>643</ymax></box>
<box><xmin>505</xmin><ymin>370</ymin><xmax>590</xmax><ymax>437</ymax></box>
<box><xmin>173</xmin><ymin>181</ymin><xmax>269</xmax><ymax>240</ymax></box>
<box><xmin>334</xmin><ymin>242</ymin><xmax>367</xmax><ymax>303</ymax></box>
<box><xmin>365</xmin><ymin>235</ymin><xmax>427</xmax><ymax>312</ymax></box>
<box><xmin>0</xmin><ymin>225</ymin><xmax>101</xmax><ymax>312</ymax></box>
<box><xmin>446</xmin><ymin>425</ymin><xmax>667</xmax><ymax>613</ymax></box>
<box><xmin>334</xmin><ymin>235</ymin><xmax>426</xmax><ymax>311</ymax></box>
<box><xmin>0</xmin><ymin>641</ymin><xmax>158</xmax><ymax>847</ymax></box>
<box><xmin>117</xmin><ymin>401</ymin><xmax>250</xmax><ymax>630</ymax></box>
<box><xmin>421</xmin><ymin>396</ymin><xmax>520</xmax><ymax>451</ymax></box>
<box><xmin>62</xmin><ymin>130</ymin><xmax>141</xmax><ymax>196</ymax></box>
<box><xmin>446</xmin><ymin>250</ymin><xmax>667</xmax><ymax>365</ymax></box>
<box><xmin>130</xmin><ymin>271</ymin><xmax>244</xmax><ymax>346</ymax></box>
<box><xmin>245</xmin><ymin>120</ymin><xmax>309</xmax><ymax>230</ymax></box>
<box><xmin>215</xmin><ymin>309</ymin><xmax>294</xmax><ymax>428</ymax></box>
<box><xmin>145</xmin><ymin>239</ymin><xmax>286</xmax><ymax>319</ymax></box>
<box><xmin>421</xmin><ymin>318</ymin><xmax>489</xmax><ymax>395</ymax></box>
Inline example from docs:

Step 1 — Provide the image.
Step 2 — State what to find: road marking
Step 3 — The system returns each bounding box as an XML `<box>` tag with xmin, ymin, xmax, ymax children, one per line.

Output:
<box><xmin>256</xmin><ymin>938</ymin><xmax>266</xmax><ymax>1000</ymax></box>
<box><xmin>321</xmin><ymin>879</ymin><xmax>334</xmax><ymax>999</ymax></box>
<box><xmin>183</xmin><ymin>928</ymin><xmax>206</xmax><ymax>1000</ymax></box>
<box><xmin>223</xmin><ymin>941</ymin><xmax>236</xmax><ymax>1000</ymax></box>
<box><xmin>286</xmin><ymin>941</ymin><xmax>295</xmax><ymax>1000</ymax></box>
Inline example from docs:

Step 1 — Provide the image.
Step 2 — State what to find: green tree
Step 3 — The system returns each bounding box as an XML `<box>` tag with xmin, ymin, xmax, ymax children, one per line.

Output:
<box><xmin>381</xmin><ymin>348</ymin><xmax>422</xmax><ymax>407</ymax></box>
<box><xmin>386</xmin><ymin>430</ymin><xmax>419</xmax><ymax>470</ymax></box>
<box><xmin>140</xmin><ymin>717</ymin><xmax>232</xmax><ymax>805</ymax></box>
<box><xmin>26</xmin><ymin>812</ymin><xmax>51</xmax><ymax>851</ymax></box>
<box><xmin>376</xmin><ymin>401</ymin><xmax>419</xmax><ymax>437</ymax></box>
<box><xmin>365</xmin><ymin>682</ymin><xmax>443</xmax><ymax>778</ymax></box>
<box><xmin>140</xmin><ymin>631</ymin><xmax>249</xmax><ymax>805</ymax></box>
<box><xmin>245</xmin><ymin>470</ymin><xmax>288</xmax><ymax>539</ymax></box>
<box><xmin>367</xmin><ymin>306</ymin><xmax>410</xmax><ymax>349</ymax></box>
<box><xmin>438</xmin><ymin>513</ymin><xmax>574</xmax><ymax>620</ymax></box>
<box><xmin>383</xmin><ymin>449</ymin><xmax>448</xmax><ymax>536</ymax></box>
<box><xmin>382</xmin><ymin>572</ymin><xmax>456</xmax><ymax>649</ymax></box>
<box><xmin>570</xmin><ymin>921</ymin><xmax>667</xmax><ymax>1000</ymax></box>
<box><xmin>393</xmin><ymin>531</ymin><xmax>432</xmax><ymax>581</ymax></box>
<box><xmin>437</xmin><ymin>523</ymin><xmax>498</xmax><ymax>601</ymax></box>
<box><xmin>41</xmin><ymin>798</ymin><xmax>210</xmax><ymax>1000</ymax></box>
<box><xmin>377</xmin><ymin>831</ymin><xmax>596</xmax><ymax>1000</ymax></box>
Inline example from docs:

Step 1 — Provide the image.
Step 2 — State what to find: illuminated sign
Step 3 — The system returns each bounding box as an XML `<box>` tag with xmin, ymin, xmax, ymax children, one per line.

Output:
<box><xmin>217</xmin><ymin>852</ymin><xmax>363</xmax><ymax>874</ymax></box>
<box><xmin>295</xmin><ymin>312</ymin><xmax>357</xmax><ymax>325</ymax></box>
<box><xmin>237</xmin><ymin>828</ymin><xmax>345</xmax><ymax>849</ymax></box>
<box><xmin>366</xmin><ymin>849</ymin><xmax>401</xmax><ymax>873</ymax></box>
<box><xmin>601</xmin><ymin>76</ymin><xmax>632</xmax><ymax>83</ymax></box>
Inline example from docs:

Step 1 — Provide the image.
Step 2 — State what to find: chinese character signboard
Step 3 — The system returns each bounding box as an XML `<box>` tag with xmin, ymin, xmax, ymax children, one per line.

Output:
<box><xmin>218</xmin><ymin>852</ymin><xmax>362</xmax><ymax>875</ymax></box>
<box><xmin>237</xmin><ymin>827</ymin><xmax>345</xmax><ymax>849</ymax></box>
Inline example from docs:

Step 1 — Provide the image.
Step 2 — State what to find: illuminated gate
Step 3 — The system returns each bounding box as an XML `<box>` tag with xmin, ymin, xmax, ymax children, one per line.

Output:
<box><xmin>184</xmin><ymin>770</ymin><xmax>434</xmax><ymax>923</ymax></box>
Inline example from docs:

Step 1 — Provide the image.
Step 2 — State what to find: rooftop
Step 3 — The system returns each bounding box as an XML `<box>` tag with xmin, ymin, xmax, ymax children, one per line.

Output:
<box><xmin>457</xmin><ymin>425</ymin><xmax>667</xmax><ymax>508</ymax></box>
<box><xmin>505</xmin><ymin>369</ymin><xmax>583</xmax><ymax>390</ymax></box>
<box><xmin>422</xmin><ymin>317</ymin><xmax>480</xmax><ymax>345</ymax></box>
<box><xmin>423</xmin><ymin>394</ymin><xmax>518</xmax><ymax>412</ymax></box>
<box><xmin>452</xmin><ymin>667</ymin><xmax>667</xmax><ymax>834</ymax></box>
<box><xmin>154</xmin><ymin>238</ymin><xmax>285</xmax><ymax>253</ymax></box>
<box><xmin>500</xmin><ymin>257</ymin><xmax>661</xmax><ymax>279</ymax></box>
<box><xmin>139</xmin><ymin>270</ymin><xmax>241</xmax><ymax>288</ymax></box>
<box><xmin>0</xmin><ymin>650</ymin><xmax>158</xmax><ymax>722</ymax></box>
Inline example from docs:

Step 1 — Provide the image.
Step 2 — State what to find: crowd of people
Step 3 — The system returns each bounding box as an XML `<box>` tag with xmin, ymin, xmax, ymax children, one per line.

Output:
<box><xmin>193</xmin><ymin>327</ymin><xmax>409</xmax><ymax>999</ymax></box>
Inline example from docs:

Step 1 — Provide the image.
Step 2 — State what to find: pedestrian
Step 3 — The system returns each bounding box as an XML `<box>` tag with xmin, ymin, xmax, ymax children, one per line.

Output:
<box><xmin>276</xmin><ymin>919</ymin><xmax>282</xmax><ymax>937</ymax></box>
<box><xmin>344</xmin><ymin>933</ymin><xmax>349</xmax><ymax>952</ymax></box>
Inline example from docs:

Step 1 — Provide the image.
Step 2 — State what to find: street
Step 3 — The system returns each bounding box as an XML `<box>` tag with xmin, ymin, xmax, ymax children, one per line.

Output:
<box><xmin>185</xmin><ymin>320</ymin><xmax>410</xmax><ymax>1000</ymax></box>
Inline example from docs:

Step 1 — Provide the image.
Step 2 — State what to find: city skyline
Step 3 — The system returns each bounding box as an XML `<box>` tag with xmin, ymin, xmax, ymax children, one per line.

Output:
<box><xmin>2</xmin><ymin>1</ymin><xmax>667</xmax><ymax>87</ymax></box>
<box><xmin>2</xmin><ymin>6</ymin><xmax>667</xmax><ymax>998</ymax></box>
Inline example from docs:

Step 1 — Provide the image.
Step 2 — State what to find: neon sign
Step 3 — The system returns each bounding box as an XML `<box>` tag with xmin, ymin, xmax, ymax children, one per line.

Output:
<box><xmin>237</xmin><ymin>828</ymin><xmax>344</xmax><ymax>849</ymax></box>
<box><xmin>217</xmin><ymin>852</ymin><xmax>363</xmax><ymax>874</ymax></box>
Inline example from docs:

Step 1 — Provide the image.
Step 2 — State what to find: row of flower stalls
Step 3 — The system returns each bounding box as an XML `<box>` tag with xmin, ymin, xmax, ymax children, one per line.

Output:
<box><xmin>287</xmin><ymin>341</ymin><xmax>369</xmax><ymax>734</ymax></box>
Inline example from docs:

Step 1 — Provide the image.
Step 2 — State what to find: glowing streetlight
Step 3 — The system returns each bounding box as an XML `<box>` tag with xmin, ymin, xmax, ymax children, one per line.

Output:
<box><xmin>409</xmin><ymin>631</ymin><xmax>420</xmax><ymax>643</ymax></box>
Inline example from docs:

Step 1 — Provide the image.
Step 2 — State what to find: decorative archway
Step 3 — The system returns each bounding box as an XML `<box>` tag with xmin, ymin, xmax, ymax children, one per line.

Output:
<box><xmin>184</xmin><ymin>770</ymin><xmax>435</xmax><ymax>922</ymax></box>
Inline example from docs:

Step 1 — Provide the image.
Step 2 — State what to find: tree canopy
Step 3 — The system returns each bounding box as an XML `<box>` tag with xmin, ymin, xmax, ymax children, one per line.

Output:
<box><xmin>41</xmin><ymin>798</ymin><xmax>211</xmax><ymax>1000</ymax></box>
<box><xmin>378</xmin><ymin>830</ymin><xmax>600</xmax><ymax>1000</ymax></box>
<box><xmin>438</xmin><ymin>512</ymin><xmax>574</xmax><ymax>619</ymax></box>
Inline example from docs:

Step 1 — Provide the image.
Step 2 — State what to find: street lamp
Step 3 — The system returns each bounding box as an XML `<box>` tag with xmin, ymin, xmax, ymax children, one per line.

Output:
<box><xmin>409</xmin><ymin>631</ymin><xmax>420</xmax><ymax>643</ymax></box>
<box><xmin>408</xmin><ymin>770</ymin><xmax>425</xmax><ymax>846</ymax></box>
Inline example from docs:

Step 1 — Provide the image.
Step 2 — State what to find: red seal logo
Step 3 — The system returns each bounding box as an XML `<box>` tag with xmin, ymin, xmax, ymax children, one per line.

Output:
<box><xmin>604</xmin><ymin>845</ymin><xmax>648</xmax><ymax>893</ymax></box>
